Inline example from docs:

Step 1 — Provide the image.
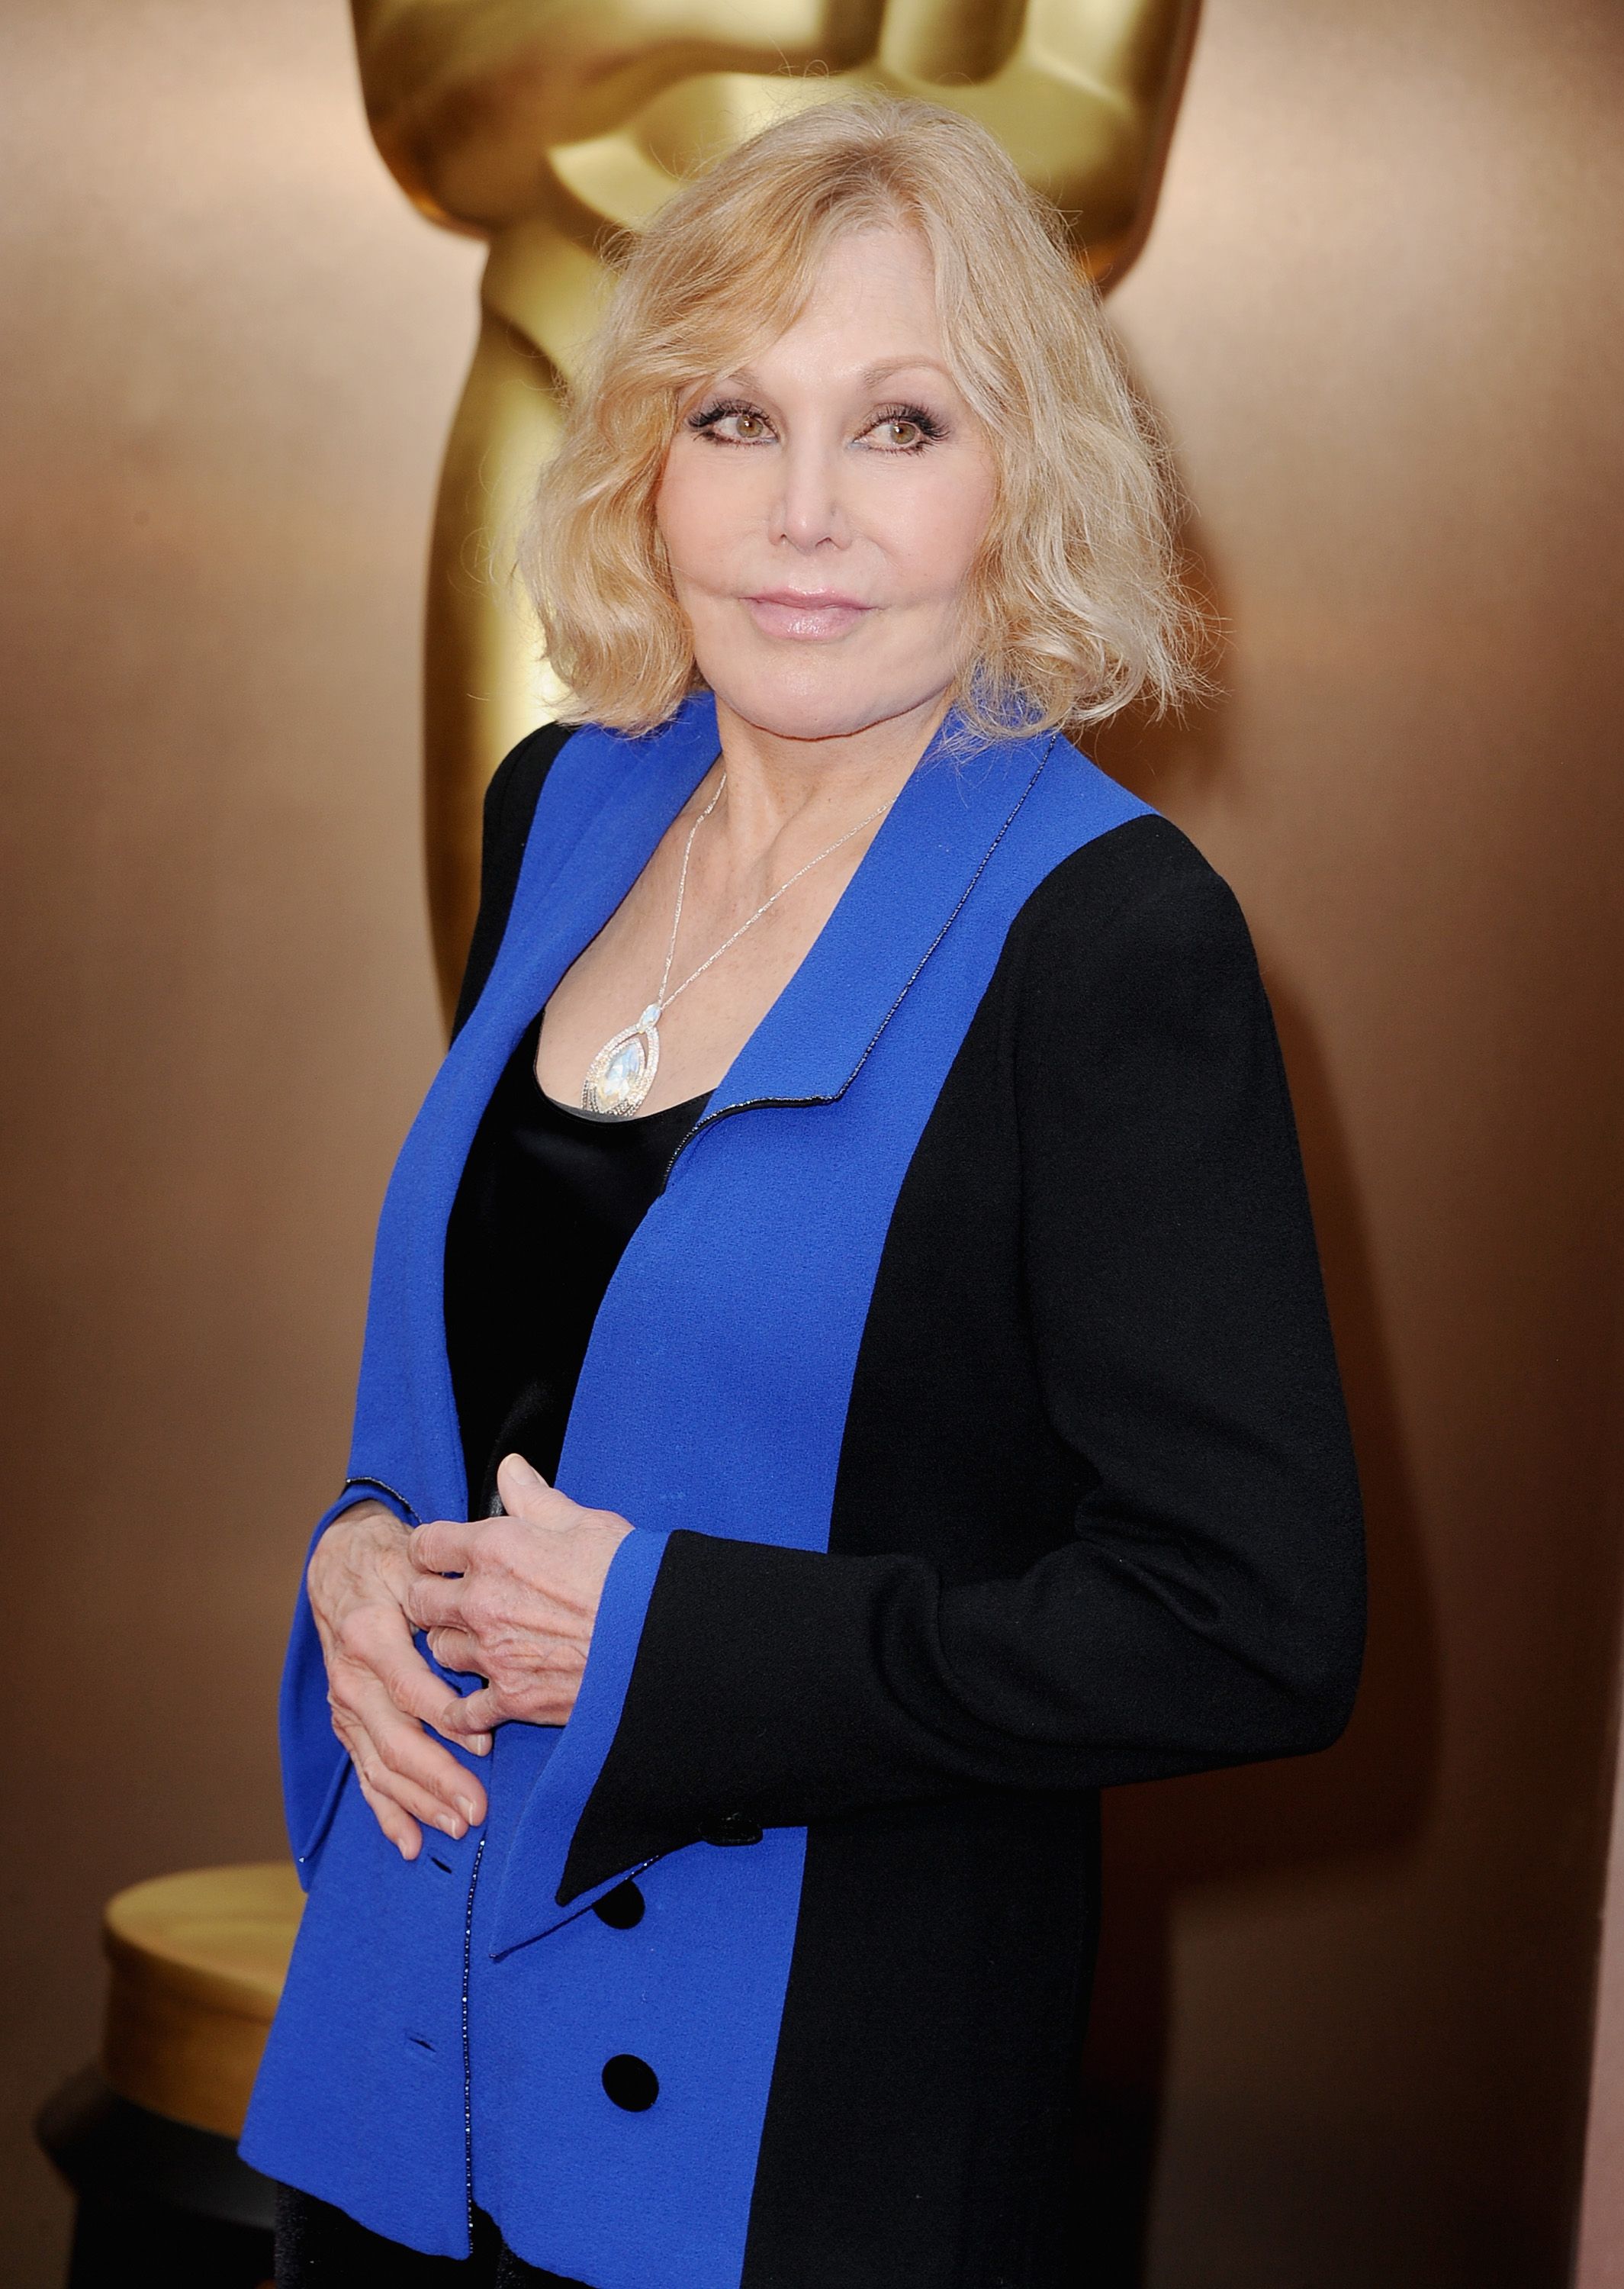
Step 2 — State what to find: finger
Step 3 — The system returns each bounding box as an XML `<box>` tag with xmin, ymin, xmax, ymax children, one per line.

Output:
<box><xmin>423</xmin><ymin>1681</ymin><xmax>493</xmax><ymax>1756</ymax></box>
<box><xmin>359</xmin><ymin>1737</ymin><xmax>481</xmax><ymax>1838</ymax></box>
<box><xmin>330</xmin><ymin>1594</ymin><xmax>464</xmax><ymax>1731</ymax></box>
<box><xmin>495</xmin><ymin>1451</ymin><xmax>566</xmax><ymax>1523</ymax></box>
<box><xmin>436</xmin><ymin>1679</ymin><xmax>493</xmax><ymax>1756</ymax></box>
<box><xmin>332</xmin><ymin>1711</ymin><xmax>437</xmax><ymax>1855</ymax></box>
<box><xmin>442</xmin><ymin>1683</ymin><xmax>503</xmax><ymax>1736</ymax></box>
<box><xmin>404</xmin><ymin>1574</ymin><xmax>467</xmax><ymax>1633</ymax></box>
<box><xmin>426</xmin><ymin>1625</ymin><xmax>482</xmax><ymax>1675</ymax></box>
<box><xmin>440</xmin><ymin>1679</ymin><xmax>576</xmax><ymax>1733</ymax></box>
<box><xmin>410</xmin><ymin>1518</ymin><xmax>480</xmax><ymax>1576</ymax></box>
<box><xmin>371</xmin><ymin>1705</ymin><xmax>487</xmax><ymax>1828</ymax></box>
<box><xmin>341</xmin><ymin>1672</ymin><xmax>488</xmax><ymax>1826</ymax></box>
<box><xmin>368</xmin><ymin>1629</ymin><xmax>491</xmax><ymax>1755</ymax></box>
<box><xmin>367</xmin><ymin>1624</ymin><xmax>476</xmax><ymax>1735</ymax></box>
<box><xmin>353</xmin><ymin>1764</ymin><xmax>423</xmax><ymax>1861</ymax></box>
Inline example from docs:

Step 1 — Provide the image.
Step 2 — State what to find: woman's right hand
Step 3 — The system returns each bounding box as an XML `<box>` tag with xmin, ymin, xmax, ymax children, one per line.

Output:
<box><xmin>307</xmin><ymin>1499</ymin><xmax>491</xmax><ymax>1860</ymax></box>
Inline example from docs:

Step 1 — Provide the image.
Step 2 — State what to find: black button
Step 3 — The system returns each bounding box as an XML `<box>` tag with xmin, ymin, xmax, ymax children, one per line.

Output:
<box><xmin>701</xmin><ymin>1813</ymin><xmax>763</xmax><ymax>1846</ymax></box>
<box><xmin>602</xmin><ymin>2054</ymin><xmax>659</xmax><ymax>2111</ymax></box>
<box><xmin>593</xmin><ymin>1880</ymin><xmax>645</xmax><ymax>1930</ymax></box>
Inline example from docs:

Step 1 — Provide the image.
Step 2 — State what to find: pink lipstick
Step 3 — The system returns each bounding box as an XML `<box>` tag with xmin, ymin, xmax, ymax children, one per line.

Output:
<box><xmin>743</xmin><ymin>589</ymin><xmax>875</xmax><ymax>640</ymax></box>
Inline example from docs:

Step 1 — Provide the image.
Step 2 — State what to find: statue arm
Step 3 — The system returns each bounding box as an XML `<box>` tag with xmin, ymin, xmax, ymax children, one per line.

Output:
<box><xmin>350</xmin><ymin>0</ymin><xmax>879</xmax><ymax>232</ymax></box>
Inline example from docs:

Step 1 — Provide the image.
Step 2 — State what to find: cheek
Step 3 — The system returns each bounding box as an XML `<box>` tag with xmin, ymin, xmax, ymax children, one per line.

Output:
<box><xmin>654</xmin><ymin>449</ymin><xmax>744</xmax><ymax>584</ymax></box>
<box><xmin>887</xmin><ymin>457</ymin><xmax>998</xmax><ymax>602</ymax></box>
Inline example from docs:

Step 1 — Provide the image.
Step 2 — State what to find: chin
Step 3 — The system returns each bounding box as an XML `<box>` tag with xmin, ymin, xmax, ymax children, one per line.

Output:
<box><xmin>704</xmin><ymin>656</ymin><xmax>944</xmax><ymax>746</ymax></box>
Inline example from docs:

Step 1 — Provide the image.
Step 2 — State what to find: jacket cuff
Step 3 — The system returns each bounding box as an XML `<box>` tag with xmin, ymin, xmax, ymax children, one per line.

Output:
<box><xmin>486</xmin><ymin>1525</ymin><xmax>673</xmax><ymax>1955</ymax></box>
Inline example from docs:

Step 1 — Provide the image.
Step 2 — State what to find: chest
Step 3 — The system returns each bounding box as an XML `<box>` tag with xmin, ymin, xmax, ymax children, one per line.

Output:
<box><xmin>535</xmin><ymin>800</ymin><xmax>884</xmax><ymax>1116</ymax></box>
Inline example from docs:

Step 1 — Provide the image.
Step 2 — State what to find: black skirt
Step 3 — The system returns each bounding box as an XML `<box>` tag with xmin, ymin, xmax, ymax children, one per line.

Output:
<box><xmin>275</xmin><ymin>2187</ymin><xmax>585</xmax><ymax>2287</ymax></box>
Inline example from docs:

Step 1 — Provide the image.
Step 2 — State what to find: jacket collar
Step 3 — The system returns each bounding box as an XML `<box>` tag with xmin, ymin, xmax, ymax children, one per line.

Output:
<box><xmin>696</xmin><ymin>710</ymin><xmax>1056</xmax><ymax>1117</ymax></box>
<box><xmin>474</xmin><ymin>691</ymin><xmax>1057</xmax><ymax>1119</ymax></box>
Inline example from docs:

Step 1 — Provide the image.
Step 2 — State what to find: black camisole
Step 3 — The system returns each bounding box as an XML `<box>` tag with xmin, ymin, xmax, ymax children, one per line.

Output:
<box><xmin>444</xmin><ymin>1012</ymin><xmax>710</xmax><ymax>1517</ymax></box>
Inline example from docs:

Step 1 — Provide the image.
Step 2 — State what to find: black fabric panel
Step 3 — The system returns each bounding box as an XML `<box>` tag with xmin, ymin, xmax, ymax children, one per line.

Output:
<box><xmin>738</xmin><ymin>1795</ymin><xmax>1099</xmax><ymax>2289</ymax></box>
<box><xmin>564</xmin><ymin>817</ymin><xmax>1365</xmax><ymax>1894</ymax></box>
<box><xmin>728</xmin><ymin>816</ymin><xmax>1365</xmax><ymax>2289</ymax></box>
<box><xmin>747</xmin><ymin>818</ymin><xmax>1362</xmax><ymax>2289</ymax></box>
<box><xmin>450</xmin><ymin>722</ymin><xmax>572</xmax><ymax>1041</ymax></box>
<box><xmin>274</xmin><ymin>2188</ymin><xmax>588</xmax><ymax>2287</ymax></box>
<box><xmin>445</xmin><ymin>1014</ymin><xmax>706</xmax><ymax>1514</ymax></box>
<box><xmin>443</xmin><ymin>718</ymin><xmax>712</xmax><ymax>1518</ymax></box>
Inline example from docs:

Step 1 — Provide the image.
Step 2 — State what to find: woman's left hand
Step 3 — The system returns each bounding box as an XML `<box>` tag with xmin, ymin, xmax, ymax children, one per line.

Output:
<box><xmin>404</xmin><ymin>1452</ymin><xmax>632</xmax><ymax>1732</ymax></box>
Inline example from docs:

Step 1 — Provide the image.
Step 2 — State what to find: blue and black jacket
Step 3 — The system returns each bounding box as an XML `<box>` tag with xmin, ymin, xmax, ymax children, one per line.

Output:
<box><xmin>242</xmin><ymin>696</ymin><xmax>1365</xmax><ymax>2289</ymax></box>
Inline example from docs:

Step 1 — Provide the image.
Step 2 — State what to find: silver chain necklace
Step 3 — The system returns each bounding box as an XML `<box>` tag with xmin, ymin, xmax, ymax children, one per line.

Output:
<box><xmin>581</xmin><ymin>771</ymin><xmax>895</xmax><ymax>1116</ymax></box>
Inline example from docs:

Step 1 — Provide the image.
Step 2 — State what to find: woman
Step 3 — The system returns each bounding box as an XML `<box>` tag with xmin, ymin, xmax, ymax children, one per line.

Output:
<box><xmin>243</xmin><ymin>97</ymin><xmax>1365</xmax><ymax>2289</ymax></box>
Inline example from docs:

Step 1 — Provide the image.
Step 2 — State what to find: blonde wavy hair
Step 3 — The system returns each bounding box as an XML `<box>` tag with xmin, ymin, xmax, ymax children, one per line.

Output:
<box><xmin>522</xmin><ymin>96</ymin><xmax>1206</xmax><ymax>739</ymax></box>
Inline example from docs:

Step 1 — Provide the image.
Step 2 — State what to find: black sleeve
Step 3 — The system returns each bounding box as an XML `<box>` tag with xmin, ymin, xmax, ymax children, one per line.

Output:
<box><xmin>449</xmin><ymin>722</ymin><xmax>573</xmax><ymax>1040</ymax></box>
<box><xmin>562</xmin><ymin>837</ymin><xmax>1366</xmax><ymax>1894</ymax></box>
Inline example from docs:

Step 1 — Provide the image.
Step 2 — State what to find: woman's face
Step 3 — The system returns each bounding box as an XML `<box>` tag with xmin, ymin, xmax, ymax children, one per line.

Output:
<box><xmin>655</xmin><ymin>227</ymin><xmax>998</xmax><ymax>745</ymax></box>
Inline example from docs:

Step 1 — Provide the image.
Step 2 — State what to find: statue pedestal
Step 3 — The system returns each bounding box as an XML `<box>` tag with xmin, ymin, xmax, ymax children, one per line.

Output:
<box><xmin>36</xmin><ymin>1863</ymin><xmax>301</xmax><ymax>2288</ymax></box>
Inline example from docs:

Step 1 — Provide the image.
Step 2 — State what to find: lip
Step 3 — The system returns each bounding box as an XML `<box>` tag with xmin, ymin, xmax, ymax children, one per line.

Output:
<box><xmin>742</xmin><ymin>589</ymin><xmax>876</xmax><ymax>641</ymax></box>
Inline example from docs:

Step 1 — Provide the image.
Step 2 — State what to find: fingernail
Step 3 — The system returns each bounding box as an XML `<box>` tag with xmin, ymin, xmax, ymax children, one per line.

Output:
<box><xmin>442</xmin><ymin>1814</ymin><xmax>465</xmax><ymax>1839</ymax></box>
<box><xmin>471</xmin><ymin>1735</ymin><xmax>492</xmax><ymax>1757</ymax></box>
<box><xmin>503</xmin><ymin>1452</ymin><xmax>542</xmax><ymax>1484</ymax></box>
<box><xmin>458</xmin><ymin>1798</ymin><xmax>481</xmax><ymax>1826</ymax></box>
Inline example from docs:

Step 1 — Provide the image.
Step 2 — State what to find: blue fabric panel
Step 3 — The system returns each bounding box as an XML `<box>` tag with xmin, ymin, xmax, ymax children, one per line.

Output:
<box><xmin>346</xmin><ymin>703</ymin><xmax>725</xmax><ymax>1532</ymax></box>
<box><xmin>469</xmin><ymin>1808</ymin><xmax>809</xmax><ymax>2289</ymax></box>
<box><xmin>269</xmin><ymin>707</ymin><xmax>721</xmax><ymax>1888</ymax></box>
<box><xmin>244</xmin><ymin>695</ymin><xmax>1153</xmax><ymax>2279</ymax></box>
<box><xmin>243</xmin><ymin>1759</ymin><xmax>481</xmax><ymax>2255</ymax></box>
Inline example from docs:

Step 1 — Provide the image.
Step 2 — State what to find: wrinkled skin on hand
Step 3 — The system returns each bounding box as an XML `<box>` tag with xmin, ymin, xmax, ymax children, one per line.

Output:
<box><xmin>307</xmin><ymin>1458</ymin><xmax>630</xmax><ymax>1857</ymax></box>
<box><xmin>405</xmin><ymin>1453</ymin><xmax>633</xmax><ymax>1734</ymax></box>
<box><xmin>307</xmin><ymin>1499</ymin><xmax>493</xmax><ymax>1859</ymax></box>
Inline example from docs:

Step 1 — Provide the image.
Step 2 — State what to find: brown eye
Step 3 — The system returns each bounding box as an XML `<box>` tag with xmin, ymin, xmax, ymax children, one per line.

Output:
<box><xmin>687</xmin><ymin>403</ymin><xmax>773</xmax><ymax>445</ymax></box>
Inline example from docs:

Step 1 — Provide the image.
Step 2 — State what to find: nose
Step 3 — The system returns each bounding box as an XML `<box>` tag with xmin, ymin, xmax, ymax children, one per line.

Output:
<box><xmin>767</xmin><ymin>436</ymin><xmax>851</xmax><ymax>553</ymax></box>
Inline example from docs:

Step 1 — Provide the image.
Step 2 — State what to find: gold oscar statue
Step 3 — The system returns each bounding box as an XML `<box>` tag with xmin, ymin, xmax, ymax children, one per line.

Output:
<box><xmin>351</xmin><ymin>0</ymin><xmax>1198</xmax><ymax>1018</ymax></box>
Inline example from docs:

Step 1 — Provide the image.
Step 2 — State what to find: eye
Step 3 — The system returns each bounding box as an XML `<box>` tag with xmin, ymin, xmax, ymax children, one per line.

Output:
<box><xmin>687</xmin><ymin>399</ymin><xmax>775</xmax><ymax>446</ymax></box>
<box><xmin>862</xmin><ymin>404</ymin><xmax>944</xmax><ymax>454</ymax></box>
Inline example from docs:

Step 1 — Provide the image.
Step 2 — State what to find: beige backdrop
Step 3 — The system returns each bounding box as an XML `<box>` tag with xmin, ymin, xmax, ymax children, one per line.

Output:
<box><xmin>2</xmin><ymin>3</ymin><xmax>1622</xmax><ymax>2284</ymax></box>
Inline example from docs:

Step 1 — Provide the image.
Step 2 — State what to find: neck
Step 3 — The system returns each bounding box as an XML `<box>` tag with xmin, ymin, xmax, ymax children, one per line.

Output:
<box><xmin>709</xmin><ymin>688</ymin><xmax>952</xmax><ymax>848</ymax></box>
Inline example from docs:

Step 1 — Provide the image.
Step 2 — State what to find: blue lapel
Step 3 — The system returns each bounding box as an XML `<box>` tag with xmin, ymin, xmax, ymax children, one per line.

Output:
<box><xmin>343</xmin><ymin>700</ymin><xmax>719</xmax><ymax>1524</ymax></box>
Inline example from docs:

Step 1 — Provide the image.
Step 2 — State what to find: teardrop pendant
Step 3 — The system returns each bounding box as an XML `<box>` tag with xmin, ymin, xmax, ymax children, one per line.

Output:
<box><xmin>582</xmin><ymin>1004</ymin><xmax>661</xmax><ymax>1117</ymax></box>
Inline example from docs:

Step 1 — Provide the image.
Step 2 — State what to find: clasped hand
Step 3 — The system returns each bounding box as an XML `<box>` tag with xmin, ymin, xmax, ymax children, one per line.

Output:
<box><xmin>307</xmin><ymin>1451</ymin><xmax>632</xmax><ymax>1859</ymax></box>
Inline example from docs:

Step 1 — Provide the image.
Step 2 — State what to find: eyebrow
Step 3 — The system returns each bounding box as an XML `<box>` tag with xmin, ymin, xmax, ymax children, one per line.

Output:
<box><xmin>720</xmin><ymin>356</ymin><xmax>955</xmax><ymax>393</ymax></box>
<box><xmin>858</xmin><ymin>358</ymin><xmax>953</xmax><ymax>385</ymax></box>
